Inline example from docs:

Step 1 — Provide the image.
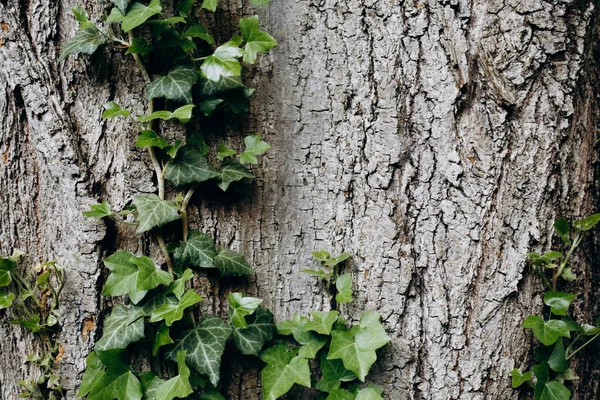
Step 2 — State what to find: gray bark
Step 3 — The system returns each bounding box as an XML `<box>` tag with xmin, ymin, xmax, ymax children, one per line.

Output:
<box><xmin>1</xmin><ymin>0</ymin><xmax>599</xmax><ymax>399</ymax></box>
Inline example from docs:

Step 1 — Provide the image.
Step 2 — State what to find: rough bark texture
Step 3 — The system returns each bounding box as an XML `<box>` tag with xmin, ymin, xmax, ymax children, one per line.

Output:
<box><xmin>1</xmin><ymin>0</ymin><xmax>599</xmax><ymax>399</ymax></box>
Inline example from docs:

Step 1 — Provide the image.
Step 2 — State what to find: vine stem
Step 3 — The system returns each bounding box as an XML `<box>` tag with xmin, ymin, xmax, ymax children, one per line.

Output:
<box><xmin>181</xmin><ymin>183</ymin><xmax>199</xmax><ymax>242</ymax></box>
<box><xmin>552</xmin><ymin>232</ymin><xmax>582</xmax><ymax>292</ymax></box>
<box><xmin>566</xmin><ymin>332</ymin><xmax>600</xmax><ymax>360</ymax></box>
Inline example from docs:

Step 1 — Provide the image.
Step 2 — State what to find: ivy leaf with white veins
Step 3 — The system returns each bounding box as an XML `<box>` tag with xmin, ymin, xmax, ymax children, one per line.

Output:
<box><xmin>239</xmin><ymin>16</ymin><xmax>277</xmax><ymax>64</ymax></box>
<box><xmin>154</xmin><ymin>351</ymin><xmax>193</xmax><ymax>400</ymax></box>
<box><xmin>315</xmin><ymin>353</ymin><xmax>356</xmax><ymax>393</ymax></box>
<box><xmin>166</xmin><ymin>269</ymin><xmax>194</xmax><ymax>300</ymax></box>
<box><xmin>228</xmin><ymin>292</ymin><xmax>263</xmax><ymax>328</ymax></box>
<box><xmin>200</xmin><ymin>36</ymin><xmax>244</xmax><ymax>82</ymax></box>
<box><xmin>133</xmin><ymin>194</ymin><xmax>181</xmax><ymax>234</ymax></box>
<box><xmin>138</xmin><ymin>105</ymin><xmax>195</xmax><ymax>124</ymax></box>
<box><xmin>304</xmin><ymin>311</ymin><xmax>339</xmax><ymax>335</ymax></box>
<box><xmin>102</xmin><ymin>101</ymin><xmax>130</xmax><ymax>119</ymax></box>
<box><xmin>240</xmin><ymin>134</ymin><xmax>270</xmax><ymax>164</ymax></box>
<box><xmin>150</xmin><ymin>289</ymin><xmax>202</xmax><ymax>326</ymax></box>
<box><xmin>133</xmin><ymin>256</ymin><xmax>172</xmax><ymax>291</ymax></box>
<box><xmin>233</xmin><ymin>306</ymin><xmax>275</xmax><ymax>356</ymax></box>
<box><xmin>58</xmin><ymin>25</ymin><xmax>106</xmax><ymax>63</ymax></box>
<box><xmin>85</xmin><ymin>349</ymin><xmax>143</xmax><ymax>400</ymax></box>
<box><xmin>335</xmin><ymin>273</ymin><xmax>353</xmax><ymax>303</ymax></box>
<box><xmin>213</xmin><ymin>247</ymin><xmax>254</xmax><ymax>277</ymax></box>
<box><xmin>146</xmin><ymin>65</ymin><xmax>199</xmax><ymax>104</ymax></box>
<box><xmin>260</xmin><ymin>344</ymin><xmax>311</xmax><ymax>400</ymax></box>
<box><xmin>136</xmin><ymin>130</ymin><xmax>168</xmax><ymax>149</ymax></box>
<box><xmin>173</xmin><ymin>230</ymin><xmax>217</xmax><ymax>269</ymax></box>
<box><xmin>197</xmin><ymin>76</ymin><xmax>246</xmax><ymax>96</ymax></box>
<box><xmin>164</xmin><ymin>145</ymin><xmax>219</xmax><ymax>186</ymax></box>
<box><xmin>166</xmin><ymin>315</ymin><xmax>233</xmax><ymax>386</ymax></box>
<box><xmin>102</xmin><ymin>250</ymin><xmax>148</xmax><ymax>304</ymax></box>
<box><xmin>215</xmin><ymin>159</ymin><xmax>255</xmax><ymax>191</ymax></box>
<box><xmin>109</xmin><ymin>0</ymin><xmax>162</xmax><ymax>32</ymax></box>
<box><xmin>95</xmin><ymin>305</ymin><xmax>145</xmax><ymax>351</ymax></box>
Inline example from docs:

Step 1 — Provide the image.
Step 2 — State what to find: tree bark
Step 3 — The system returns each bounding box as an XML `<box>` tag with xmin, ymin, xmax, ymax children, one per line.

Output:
<box><xmin>1</xmin><ymin>0</ymin><xmax>599</xmax><ymax>399</ymax></box>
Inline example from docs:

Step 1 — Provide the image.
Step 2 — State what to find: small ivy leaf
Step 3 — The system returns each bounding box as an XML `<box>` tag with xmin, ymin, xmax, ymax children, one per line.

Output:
<box><xmin>276</xmin><ymin>313</ymin><xmax>308</xmax><ymax>335</ymax></box>
<box><xmin>183</xmin><ymin>24</ymin><xmax>214</xmax><ymax>44</ymax></box>
<box><xmin>86</xmin><ymin>349</ymin><xmax>143</xmax><ymax>400</ymax></box>
<box><xmin>540</xmin><ymin>381</ymin><xmax>571</xmax><ymax>400</ymax></box>
<box><xmin>252</xmin><ymin>0</ymin><xmax>271</xmax><ymax>5</ymax></box>
<box><xmin>152</xmin><ymin>323</ymin><xmax>174</xmax><ymax>356</ymax></box>
<box><xmin>150</xmin><ymin>289</ymin><xmax>203</xmax><ymax>326</ymax></box>
<box><xmin>201</xmin><ymin>0</ymin><xmax>218</xmax><ymax>12</ymax></box>
<box><xmin>110</xmin><ymin>0</ymin><xmax>129</xmax><ymax>14</ymax></box>
<box><xmin>215</xmin><ymin>159</ymin><xmax>255</xmax><ymax>191</ymax></box>
<box><xmin>133</xmin><ymin>256</ymin><xmax>172</xmax><ymax>291</ymax></box>
<box><xmin>126</xmin><ymin>36</ymin><xmax>153</xmax><ymax>56</ymax></box>
<box><xmin>523</xmin><ymin>316</ymin><xmax>570</xmax><ymax>346</ymax></box>
<box><xmin>72</xmin><ymin>6</ymin><xmax>89</xmax><ymax>24</ymax></box>
<box><xmin>188</xmin><ymin>132</ymin><xmax>211</xmax><ymax>155</ymax></box>
<box><xmin>335</xmin><ymin>273</ymin><xmax>353</xmax><ymax>303</ymax></box>
<box><xmin>165</xmin><ymin>268</ymin><xmax>194</xmax><ymax>300</ymax></box>
<box><xmin>10</xmin><ymin>315</ymin><xmax>42</xmax><ymax>332</ymax></box>
<box><xmin>136</xmin><ymin>130</ymin><xmax>168</xmax><ymax>149</ymax></box>
<box><xmin>95</xmin><ymin>305</ymin><xmax>145</xmax><ymax>351</ymax></box>
<box><xmin>83</xmin><ymin>202</ymin><xmax>112</xmax><ymax>218</ymax></box>
<box><xmin>304</xmin><ymin>311</ymin><xmax>339</xmax><ymax>335</ymax></box>
<box><xmin>312</xmin><ymin>250</ymin><xmax>331</xmax><ymax>262</ymax></box>
<box><xmin>553</xmin><ymin>219</ymin><xmax>571</xmax><ymax>244</ymax></box>
<box><xmin>58</xmin><ymin>25</ymin><xmax>106</xmax><ymax>63</ymax></box>
<box><xmin>548</xmin><ymin>338</ymin><xmax>569</xmax><ymax>373</ymax></box>
<box><xmin>154</xmin><ymin>351</ymin><xmax>193</xmax><ymax>400</ymax></box>
<box><xmin>166</xmin><ymin>315</ymin><xmax>233</xmax><ymax>386</ymax></box>
<box><xmin>198</xmin><ymin>97</ymin><xmax>224</xmax><ymax>116</ymax></box>
<box><xmin>213</xmin><ymin>247</ymin><xmax>254</xmax><ymax>277</ymax></box>
<box><xmin>527</xmin><ymin>252</ymin><xmax>541</xmax><ymax>261</ymax></box>
<box><xmin>173</xmin><ymin>230</ymin><xmax>218</xmax><ymax>269</ymax></box>
<box><xmin>356</xmin><ymin>388</ymin><xmax>383</xmax><ymax>400</ymax></box>
<box><xmin>164</xmin><ymin>145</ymin><xmax>219</xmax><ymax>186</ymax></box>
<box><xmin>539</xmin><ymin>252</ymin><xmax>563</xmax><ymax>263</ymax></box>
<box><xmin>239</xmin><ymin>16</ymin><xmax>277</xmax><ymax>64</ymax></box>
<box><xmin>543</xmin><ymin>292</ymin><xmax>576</xmax><ymax>316</ymax></box>
<box><xmin>217</xmin><ymin>144</ymin><xmax>237</xmax><ymax>161</ymax></box>
<box><xmin>560</xmin><ymin>316</ymin><xmax>582</xmax><ymax>333</ymax></box>
<box><xmin>573</xmin><ymin>213</ymin><xmax>600</xmax><ymax>231</ymax></box>
<box><xmin>325</xmin><ymin>252</ymin><xmax>351</xmax><ymax>267</ymax></box>
<box><xmin>555</xmin><ymin>368</ymin><xmax>579</xmax><ymax>384</ymax></box>
<box><xmin>315</xmin><ymin>353</ymin><xmax>356</xmax><ymax>393</ymax></box>
<box><xmin>326</xmin><ymin>389</ymin><xmax>355</xmax><ymax>400</ymax></box>
<box><xmin>118</xmin><ymin>0</ymin><xmax>162</xmax><ymax>32</ymax></box>
<box><xmin>0</xmin><ymin>291</ymin><xmax>15</xmax><ymax>309</ymax></box>
<box><xmin>260</xmin><ymin>343</ymin><xmax>311</xmax><ymax>400</ymax></box>
<box><xmin>138</xmin><ymin>104</ymin><xmax>196</xmax><ymax>124</ymax></box>
<box><xmin>197</xmin><ymin>76</ymin><xmax>246</xmax><ymax>96</ymax></box>
<box><xmin>232</xmin><ymin>306</ymin><xmax>275</xmax><ymax>356</ymax></box>
<box><xmin>560</xmin><ymin>268</ymin><xmax>576</xmax><ymax>281</ymax></box>
<box><xmin>228</xmin><ymin>292</ymin><xmax>263</xmax><ymax>328</ymax></box>
<box><xmin>102</xmin><ymin>101</ymin><xmax>131</xmax><ymax>119</ymax></box>
<box><xmin>240</xmin><ymin>134</ymin><xmax>270</xmax><ymax>164</ymax></box>
<box><xmin>133</xmin><ymin>194</ymin><xmax>181</xmax><ymax>234</ymax></box>
<box><xmin>102</xmin><ymin>251</ymin><xmax>148</xmax><ymax>303</ymax></box>
<box><xmin>581</xmin><ymin>324</ymin><xmax>600</xmax><ymax>335</ymax></box>
<box><xmin>78</xmin><ymin>352</ymin><xmax>105</xmax><ymax>398</ymax></box>
<box><xmin>146</xmin><ymin>65</ymin><xmax>199</xmax><ymax>104</ymax></box>
<box><xmin>200</xmin><ymin>36</ymin><xmax>244</xmax><ymax>82</ymax></box>
<box><xmin>127</xmin><ymin>293</ymin><xmax>177</xmax><ymax>325</ymax></box>
<box><xmin>165</xmin><ymin>140</ymin><xmax>183</xmax><ymax>158</ymax></box>
<box><xmin>293</xmin><ymin>326</ymin><xmax>327</xmax><ymax>359</ymax></box>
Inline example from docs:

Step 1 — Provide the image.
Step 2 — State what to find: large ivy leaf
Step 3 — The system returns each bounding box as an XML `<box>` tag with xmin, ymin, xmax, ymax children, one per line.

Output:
<box><xmin>510</xmin><ymin>368</ymin><xmax>533</xmax><ymax>388</ymax></box>
<box><xmin>304</xmin><ymin>311</ymin><xmax>339</xmax><ymax>335</ymax></box>
<box><xmin>548</xmin><ymin>339</ymin><xmax>569</xmax><ymax>373</ymax></box>
<box><xmin>85</xmin><ymin>349</ymin><xmax>143</xmax><ymax>400</ymax></box>
<box><xmin>146</xmin><ymin>65</ymin><xmax>199</xmax><ymax>104</ymax></box>
<box><xmin>133</xmin><ymin>256</ymin><xmax>172</xmax><ymax>291</ymax></box>
<box><xmin>141</xmin><ymin>374</ymin><xmax>164</xmax><ymax>400</ymax></box>
<box><xmin>166</xmin><ymin>315</ymin><xmax>233</xmax><ymax>386</ymax></box>
<box><xmin>197</xmin><ymin>76</ymin><xmax>246</xmax><ymax>97</ymax></box>
<box><xmin>173</xmin><ymin>230</ymin><xmax>217</xmax><ymax>269</ymax></box>
<box><xmin>164</xmin><ymin>145</ymin><xmax>219</xmax><ymax>186</ymax></box>
<box><xmin>260</xmin><ymin>344</ymin><xmax>311</xmax><ymax>400</ymax></box>
<box><xmin>239</xmin><ymin>134</ymin><xmax>270</xmax><ymax>165</ymax></box>
<box><xmin>133</xmin><ymin>194</ymin><xmax>181</xmax><ymax>234</ymax></box>
<box><xmin>95</xmin><ymin>304</ymin><xmax>145</xmax><ymax>350</ymax></box>
<box><xmin>102</xmin><ymin>251</ymin><xmax>148</xmax><ymax>304</ymax></box>
<box><xmin>228</xmin><ymin>292</ymin><xmax>262</xmax><ymax>328</ymax></box>
<box><xmin>213</xmin><ymin>247</ymin><xmax>254</xmax><ymax>277</ymax></box>
<box><xmin>523</xmin><ymin>316</ymin><xmax>570</xmax><ymax>346</ymax></box>
<box><xmin>541</xmin><ymin>381</ymin><xmax>571</xmax><ymax>400</ymax></box>
<box><xmin>315</xmin><ymin>353</ymin><xmax>356</xmax><ymax>393</ymax></box>
<box><xmin>154</xmin><ymin>351</ymin><xmax>193</xmax><ymax>400</ymax></box>
<box><xmin>200</xmin><ymin>36</ymin><xmax>244</xmax><ymax>82</ymax></box>
<box><xmin>233</xmin><ymin>306</ymin><xmax>275</xmax><ymax>356</ymax></box>
<box><xmin>0</xmin><ymin>257</ymin><xmax>14</xmax><ymax>287</ymax></box>
<box><xmin>58</xmin><ymin>25</ymin><xmax>105</xmax><ymax>63</ymax></box>
<box><xmin>138</xmin><ymin>105</ymin><xmax>195</xmax><ymax>124</ymax></box>
<box><xmin>239</xmin><ymin>16</ymin><xmax>277</xmax><ymax>64</ymax></box>
<box><xmin>544</xmin><ymin>292</ymin><xmax>576</xmax><ymax>317</ymax></box>
<box><xmin>150</xmin><ymin>289</ymin><xmax>203</xmax><ymax>326</ymax></box>
<box><xmin>109</xmin><ymin>0</ymin><xmax>162</xmax><ymax>32</ymax></box>
<box><xmin>215</xmin><ymin>159</ymin><xmax>255</xmax><ymax>191</ymax></box>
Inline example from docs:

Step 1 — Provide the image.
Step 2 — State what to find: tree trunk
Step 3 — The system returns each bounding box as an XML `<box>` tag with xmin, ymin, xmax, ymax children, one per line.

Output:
<box><xmin>1</xmin><ymin>0</ymin><xmax>599</xmax><ymax>399</ymax></box>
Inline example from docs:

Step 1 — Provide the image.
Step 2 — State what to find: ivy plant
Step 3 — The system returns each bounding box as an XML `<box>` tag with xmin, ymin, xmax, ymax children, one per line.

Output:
<box><xmin>511</xmin><ymin>214</ymin><xmax>600</xmax><ymax>400</ymax></box>
<box><xmin>0</xmin><ymin>251</ymin><xmax>65</xmax><ymax>399</ymax></box>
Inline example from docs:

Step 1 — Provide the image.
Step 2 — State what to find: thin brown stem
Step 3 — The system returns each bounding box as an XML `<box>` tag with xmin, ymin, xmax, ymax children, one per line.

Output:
<box><xmin>181</xmin><ymin>183</ymin><xmax>199</xmax><ymax>242</ymax></box>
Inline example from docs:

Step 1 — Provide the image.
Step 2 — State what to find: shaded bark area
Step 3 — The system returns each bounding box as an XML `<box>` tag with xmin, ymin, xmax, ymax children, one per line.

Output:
<box><xmin>0</xmin><ymin>0</ymin><xmax>599</xmax><ymax>399</ymax></box>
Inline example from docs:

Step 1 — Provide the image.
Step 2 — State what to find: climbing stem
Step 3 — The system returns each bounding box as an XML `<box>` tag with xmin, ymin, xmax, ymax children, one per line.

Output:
<box><xmin>181</xmin><ymin>183</ymin><xmax>199</xmax><ymax>242</ymax></box>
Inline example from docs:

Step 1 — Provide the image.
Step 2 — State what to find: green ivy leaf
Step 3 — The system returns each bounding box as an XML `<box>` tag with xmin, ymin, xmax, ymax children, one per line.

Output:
<box><xmin>543</xmin><ymin>292</ymin><xmax>576</xmax><ymax>317</ymax></box>
<box><xmin>260</xmin><ymin>344</ymin><xmax>311</xmax><ymax>400</ymax></box>
<box><xmin>523</xmin><ymin>316</ymin><xmax>570</xmax><ymax>346</ymax></box>
<box><xmin>164</xmin><ymin>145</ymin><xmax>219</xmax><ymax>186</ymax></box>
<box><xmin>198</xmin><ymin>97</ymin><xmax>224</xmax><ymax>116</ymax></box>
<box><xmin>312</xmin><ymin>250</ymin><xmax>330</xmax><ymax>262</ymax></box>
<box><xmin>326</xmin><ymin>389</ymin><xmax>355</xmax><ymax>400</ymax></box>
<box><xmin>83</xmin><ymin>202</ymin><xmax>112</xmax><ymax>218</ymax></box>
<box><xmin>539</xmin><ymin>252</ymin><xmax>563</xmax><ymax>262</ymax></box>
<box><xmin>213</xmin><ymin>247</ymin><xmax>254</xmax><ymax>277</ymax></box>
<box><xmin>510</xmin><ymin>368</ymin><xmax>533</xmax><ymax>388</ymax></box>
<box><xmin>573</xmin><ymin>213</ymin><xmax>600</xmax><ymax>231</ymax></box>
<box><xmin>165</xmin><ymin>140</ymin><xmax>183</xmax><ymax>158</ymax></box>
<box><xmin>86</xmin><ymin>349</ymin><xmax>143</xmax><ymax>400</ymax></box>
<box><xmin>133</xmin><ymin>194</ymin><xmax>181</xmax><ymax>234</ymax></box>
<box><xmin>150</xmin><ymin>289</ymin><xmax>203</xmax><ymax>326</ymax></box>
<box><xmin>582</xmin><ymin>323</ymin><xmax>600</xmax><ymax>335</ymax></box>
<box><xmin>0</xmin><ymin>291</ymin><xmax>15</xmax><ymax>309</ymax></box>
<box><xmin>277</xmin><ymin>313</ymin><xmax>308</xmax><ymax>335</ymax></box>
<box><xmin>356</xmin><ymin>388</ymin><xmax>383</xmax><ymax>400</ymax></box>
<box><xmin>355</xmin><ymin>311</ymin><xmax>390</xmax><ymax>351</ymax></box>
<box><xmin>126</xmin><ymin>37</ymin><xmax>153</xmax><ymax>56</ymax></box>
<box><xmin>553</xmin><ymin>219</ymin><xmax>571</xmax><ymax>244</ymax></box>
<box><xmin>252</xmin><ymin>0</ymin><xmax>271</xmax><ymax>5</ymax></box>
<box><xmin>228</xmin><ymin>292</ymin><xmax>263</xmax><ymax>328</ymax></box>
<box><xmin>201</xmin><ymin>0</ymin><xmax>218</xmax><ymax>11</ymax></box>
<box><xmin>141</xmin><ymin>374</ymin><xmax>164</xmax><ymax>400</ymax></box>
<box><xmin>198</xmin><ymin>76</ymin><xmax>246</xmax><ymax>96</ymax></box>
<box><xmin>109</xmin><ymin>0</ymin><xmax>162</xmax><ymax>32</ymax></box>
<box><xmin>239</xmin><ymin>16</ymin><xmax>277</xmax><ymax>64</ymax></box>
<box><xmin>548</xmin><ymin>338</ymin><xmax>569</xmax><ymax>373</ymax></box>
<box><xmin>153</xmin><ymin>323</ymin><xmax>174</xmax><ymax>356</ymax></box>
<box><xmin>533</xmin><ymin>362</ymin><xmax>550</xmax><ymax>400</ymax></box>
<box><xmin>58</xmin><ymin>25</ymin><xmax>106</xmax><ymax>63</ymax></box>
<box><xmin>183</xmin><ymin>24</ymin><xmax>214</xmax><ymax>44</ymax></box>
<box><xmin>110</xmin><ymin>0</ymin><xmax>129</xmax><ymax>15</ymax></box>
<box><xmin>138</xmin><ymin>104</ymin><xmax>195</xmax><ymax>124</ymax></box>
<box><xmin>541</xmin><ymin>381</ymin><xmax>571</xmax><ymax>400</ymax></box>
<box><xmin>560</xmin><ymin>267</ymin><xmax>576</xmax><ymax>281</ymax></box>
<box><xmin>215</xmin><ymin>159</ymin><xmax>255</xmax><ymax>191</ymax></box>
<box><xmin>102</xmin><ymin>251</ymin><xmax>148</xmax><ymax>304</ymax></box>
<box><xmin>133</xmin><ymin>256</ymin><xmax>172</xmax><ymax>291</ymax></box>
<box><xmin>294</xmin><ymin>327</ymin><xmax>327</xmax><ymax>359</ymax></box>
<box><xmin>72</xmin><ymin>6</ymin><xmax>89</xmax><ymax>24</ymax></box>
<box><xmin>199</xmin><ymin>390</ymin><xmax>226</xmax><ymax>400</ymax></box>
<box><xmin>166</xmin><ymin>315</ymin><xmax>233</xmax><ymax>386</ymax></box>
<box><xmin>335</xmin><ymin>273</ymin><xmax>353</xmax><ymax>303</ymax></box>
<box><xmin>102</xmin><ymin>101</ymin><xmax>131</xmax><ymax>119</ymax></box>
<box><xmin>240</xmin><ymin>134</ymin><xmax>270</xmax><ymax>164</ymax></box>
<box><xmin>166</xmin><ymin>268</ymin><xmax>194</xmax><ymax>300</ymax></box>
<box><xmin>136</xmin><ymin>130</ymin><xmax>168</xmax><ymax>149</ymax></box>
<box><xmin>304</xmin><ymin>311</ymin><xmax>339</xmax><ymax>335</ymax></box>
<box><xmin>154</xmin><ymin>351</ymin><xmax>193</xmax><ymax>400</ymax></box>
<box><xmin>0</xmin><ymin>258</ymin><xmax>14</xmax><ymax>287</ymax></box>
<box><xmin>10</xmin><ymin>315</ymin><xmax>42</xmax><ymax>332</ymax></box>
<box><xmin>232</xmin><ymin>306</ymin><xmax>275</xmax><ymax>356</ymax></box>
<box><xmin>217</xmin><ymin>144</ymin><xmax>237</xmax><ymax>161</ymax></box>
<box><xmin>173</xmin><ymin>230</ymin><xmax>218</xmax><ymax>269</ymax></box>
<box><xmin>78</xmin><ymin>352</ymin><xmax>105</xmax><ymax>398</ymax></box>
<box><xmin>200</xmin><ymin>36</ymin><xmax>244</xmax><ymax>82</ymax></box>
<box><xmin>127</xmin><ymin>293</ymin><xmax>177</xmax><ymax>325</ymax></box>
<box><xmin>555</xmin><ymin>368</ymin><xmax>579</xmax><ymax>384</ymax></box>
<box><xmin>95</xmin><ymin>305</ymin><xmax>145</xmax><ymax>351</ymax></box>
<box><xmin>316</xmin><ymin>353</ymin><xmax>356</xmax><ymax>393</ymax></box>
<box><xmin>146</xmin><ymin>65</ymin><xmax>199</xmax><ymax>104</ymax></box>
<box><xmin>325</xmin><ymin>252</ymin><xmax>351</xmax><ymax>267</ymax></box>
